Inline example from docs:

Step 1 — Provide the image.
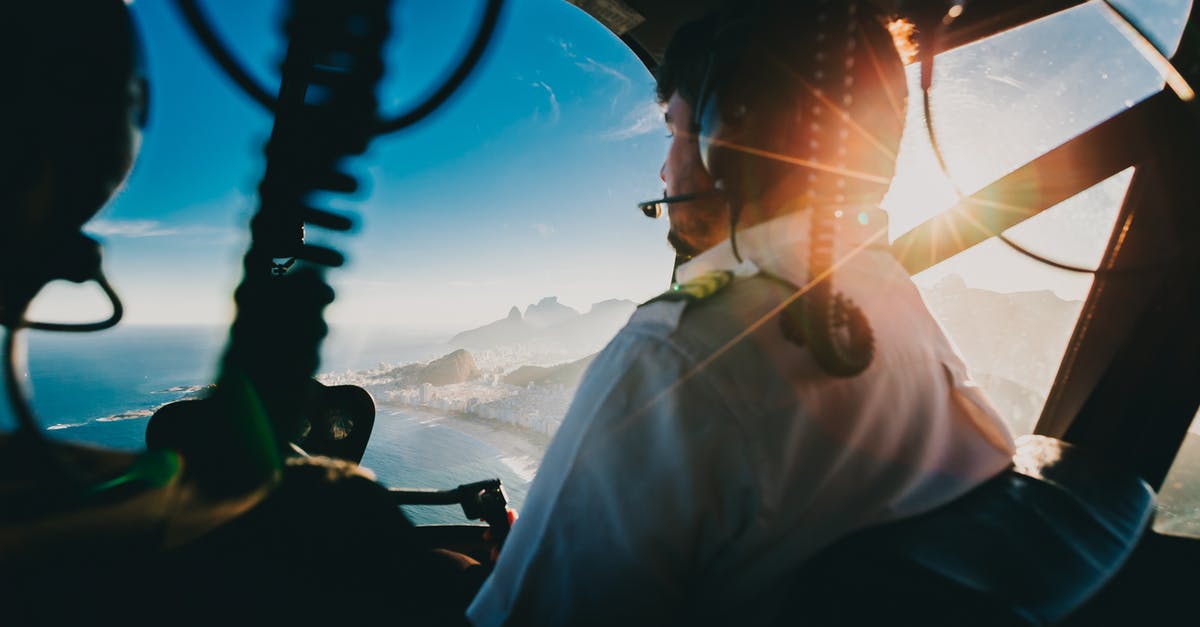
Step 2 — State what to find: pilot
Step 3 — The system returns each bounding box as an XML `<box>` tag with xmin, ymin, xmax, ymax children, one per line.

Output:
<box><xmin>469</xmin><ymin>2</ymin><xmax>1015</xmax><ymax>625</ymax></box>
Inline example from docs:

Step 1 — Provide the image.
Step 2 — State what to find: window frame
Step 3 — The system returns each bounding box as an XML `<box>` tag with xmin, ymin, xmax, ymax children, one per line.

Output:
<box><xmin>885</xmin><ymin>7</ymin><xmax>1200</xmax><ymax>490</ymax></box>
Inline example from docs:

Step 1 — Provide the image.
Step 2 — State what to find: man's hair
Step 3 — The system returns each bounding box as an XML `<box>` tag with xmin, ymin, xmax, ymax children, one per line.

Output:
<box><xmin>656</xmin><ymin>4</ymin><xmax>914</xmax><ymax>108</ymax></box>
<box><xmin>654</xmin><ymin>2</ymin><xmax>914</xmax><ymax>205</ymax></box>
<box><xmin>655</xmin><ymin>11</ymin><xmax>724</xmax><ymax>113</ymax></box>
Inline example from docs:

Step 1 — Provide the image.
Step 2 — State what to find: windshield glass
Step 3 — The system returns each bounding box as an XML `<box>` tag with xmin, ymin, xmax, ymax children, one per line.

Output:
<box><xmin>882</xmin><ymin>0</ymin><xmax>1189</xmax><ymax>437</ymax></box>
<box><xmin>1158</xmin><ymin>407</ymin><xmax>1200</xmax><ymax>538</ymax></box>
<box><xmin>3</xmin><ymin>0</ymin><xmax>1192</xmax><ymax>524</ymax></box>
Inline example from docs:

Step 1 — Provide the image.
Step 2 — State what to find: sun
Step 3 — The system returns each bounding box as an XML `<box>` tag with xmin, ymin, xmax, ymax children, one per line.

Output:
<box><xmin>880</xmin><ymin>136</ymin><xmax>963</xmax><ymax>242</ymax></box>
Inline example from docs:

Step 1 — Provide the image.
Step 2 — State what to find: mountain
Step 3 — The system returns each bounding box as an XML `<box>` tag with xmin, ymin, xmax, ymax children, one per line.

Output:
<box><xmin>919</xmin><ymin>274</ymin><xmax>1082</xmax><ymax>433</ymax></box>
<box><xmin>1157</xmin><ymin>431</ymin><xmax>1200</xmax><ymax>537</ymax></box>
<box><xmin>973</xmin><ymin>373</ymin><xmax>1044</xmax><ymax>435</ymax></box>
<box><xmin>373</xmin><ymin>349</ymin><xmax>480</xmax><ymax>387</ymax></box>
<box><xmin>920</xmin><ymin>274</ymin><xmax>1081</xmax><ymax>393</ymax></box>
<box><xmin>524</xmin><ymin>296</ymin><xmax>579</xmax><ymax>328</ymax></box>
<box><xmin>449</xmin><ymin>306</ymin><xmax>529</xmax><ymax>347</ymax></box>
<box><xmin>449</xmin><ymin>297</ymin><xmax>637</xmax><ymax>354</ymax></box>
<box><xmin>538</xmin><ymin>299</ymin><xmax>636</xmax><ymax>351</ymax></box>
<box><xmin>416</xmin><ymin>349</ymin><xmax>481</xmax><ymax>385</ymax></box>
<box><xmin>503</xmin><ymin>354</ymin><xmax>597</xmax><ymax>388</ymax></box>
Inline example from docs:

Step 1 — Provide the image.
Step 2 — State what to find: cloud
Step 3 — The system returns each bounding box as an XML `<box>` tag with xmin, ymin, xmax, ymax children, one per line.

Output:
<box><xmin>575</xmin><ymin>57</ymin><xmax>631</xmax><ymax>89</ymax></box>
<box><xmin>84</xmin><ymin>218</ymin><xmax>239</xmax><ymax>240</ymax></box>
<box><xmin>448</xmin><ymin>278</ymin><xmax>507</xmax><ymax>289</ymax></box>
<box><xmin>342</xmin><ymin>278</ymin><xmax>409</xmax><ymax>289</ymax></box>
<box><xmin>602</xmin><ymin>100</ymin><xmax>663</xmax><ymax>141</ymax></box>
<box><xmin>533</xmin><ymin>81</ymin><xmax>561</xmax><ymax>124</ymax></box>
<box><xmin>85</xmin><ymin>219</ymin><xmax>181</xmax><ymax>238</ymax></box>
<box><xmin>532</xmin><ymin>223</ymin><xmax>556</xmax><ymax>237</ymax></box>
<box><xmin>555</xmin><ymin>38</ymin><xmax>631</xmax><ymax>109</ymax></box>
<box><xmin>985</xmin><ymin>73</ymin><xmax>1031</xmax><ymax>91</ymax></box>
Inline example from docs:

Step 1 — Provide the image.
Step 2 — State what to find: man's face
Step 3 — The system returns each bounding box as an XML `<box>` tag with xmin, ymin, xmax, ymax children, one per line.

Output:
<box><xmin>661</xmin><ymin>92</ymin><xmax>729</xmax><ymax>259</ymax></box>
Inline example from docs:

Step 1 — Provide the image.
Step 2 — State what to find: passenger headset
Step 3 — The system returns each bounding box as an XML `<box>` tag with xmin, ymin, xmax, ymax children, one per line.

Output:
<box><xmin>639</xmin><ymin>2</ymin><xmax>876</xmax><ymax>377</ymax></box>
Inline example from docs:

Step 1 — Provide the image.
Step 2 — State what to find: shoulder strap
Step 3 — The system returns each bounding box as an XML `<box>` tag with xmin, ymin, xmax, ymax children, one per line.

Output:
<box><xmin>642</xmin><ymin>270</ymin><xmax>736</xmax><ymax>306</ymax></box>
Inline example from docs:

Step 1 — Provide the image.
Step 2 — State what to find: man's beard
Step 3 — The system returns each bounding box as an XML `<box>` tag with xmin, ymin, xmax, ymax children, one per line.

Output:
<box><xmin>667</xmin><ymin>229</ymin><xmax>702</xmax><ymax>259</ymax></box>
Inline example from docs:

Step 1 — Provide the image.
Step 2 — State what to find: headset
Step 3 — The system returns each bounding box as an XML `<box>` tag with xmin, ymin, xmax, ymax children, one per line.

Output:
<box><xmin>638</xmin><ymin>2</ymin><xmax>889</xmax><ymax>377</ymax></box>
<box><xmin>637</xmin><ymin>189</ymin><xmax>726</xmax><ymax>219</ymax></box>
<box><xmin>633</xmin><ymin>10</ymin><xmax>744</xmax><ymax>221</ymax></box>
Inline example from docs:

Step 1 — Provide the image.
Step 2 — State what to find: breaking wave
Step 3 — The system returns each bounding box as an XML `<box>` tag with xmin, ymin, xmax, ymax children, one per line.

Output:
<box><xmin>59</xmin><ymin>383</ymin><xmax>216</xmax><ymax>430</ymax></box>
<box><xmin>153</xmin><ymin>384</ymin><xmax>213</xmax><ymax>396</ymax></box>
<box><xmin>499</xmin><ymin>455</ymin><xmax>538</xmax><ymax>483</ymax></box>
<box><xmin>95</xmin><ymin>409</ymin><xmax>154</xmax><ymax>422</ymax></box>
<box><xmin>47</xmin><ymin>422</ymin><xmax>89</xmax><ymax>431</ymax></box>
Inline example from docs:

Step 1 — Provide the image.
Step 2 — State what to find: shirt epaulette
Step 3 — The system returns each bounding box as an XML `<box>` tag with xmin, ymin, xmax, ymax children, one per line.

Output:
<box><xmin>642</xmin><ymin>270</ymin><xmax>735</xmax><ymax>307</ymax></box>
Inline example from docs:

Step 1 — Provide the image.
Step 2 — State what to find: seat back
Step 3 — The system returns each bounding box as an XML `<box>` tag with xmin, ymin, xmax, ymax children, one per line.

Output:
<box><xmin>790</xmin><ymin>435</ymin><xmax>1155</xmax><ymax>626</ymax></box>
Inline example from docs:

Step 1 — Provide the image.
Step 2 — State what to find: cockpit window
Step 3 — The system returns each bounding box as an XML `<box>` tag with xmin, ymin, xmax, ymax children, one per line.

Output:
<box><xmin>1158</xmin><ymin>408</ymin><xmax>1200</xmax><ymax>538</ymax></box>
<box><xmin>317</xmin><ymin>1</ymin><xmax>667</xmax><ymax>522</ymax></box>
<box><xmin>5</xmin><ymin>0</ymin><xmax>667</xmax><ymax>491</ymax></box>
<box><xmin>883</xmin><ymin>0</ymin><xmax>1191</xmax><ymax>237</ymax></box>
<box><xmin>881</xmin><ymin>0</ymin><xmax>1191</xmax><ymax>437</ymax></box>
<box><xmin>4</xmin><ymin>0</ymin><xmax>1193</xmax><ymax>524</ymax></box>
<box><xmin>909</xmin><ymin>169</ymin><xmax>1132</xmax><ymax>435</ymax></box>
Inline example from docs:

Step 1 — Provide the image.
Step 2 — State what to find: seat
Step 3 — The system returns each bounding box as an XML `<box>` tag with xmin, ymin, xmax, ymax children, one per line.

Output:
<box><xmin>3</xmin><ymin>453</ymin><xmax>481</xmax><ymax>625</ymax></box>
<box><xmin>147</xmin><ymin>380</ymin><xmax>376</xmax><ymax>464</ymax></box>
<box><xmin>789</xmin><ymin>435</ymin><xmax>1155</xmax><ymax>626</ymax></box>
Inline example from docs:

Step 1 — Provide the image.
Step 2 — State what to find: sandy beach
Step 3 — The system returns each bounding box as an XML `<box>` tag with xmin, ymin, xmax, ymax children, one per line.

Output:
<box><xmin>377</xmin><ymin>400</ymin><xmax>550</xmax><ymax>470</ymax></box>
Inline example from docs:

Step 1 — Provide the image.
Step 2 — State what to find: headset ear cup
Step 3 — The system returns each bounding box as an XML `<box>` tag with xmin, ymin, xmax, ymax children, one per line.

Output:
<box><xmin>698</xmin><ymin>87</ymin><xmax>748</xmax><ymax>195</ymax></box>
<box><xmin>697</xmin><ymin>89</ymin><xmax>721</xmax><ymax>176</ymax></box>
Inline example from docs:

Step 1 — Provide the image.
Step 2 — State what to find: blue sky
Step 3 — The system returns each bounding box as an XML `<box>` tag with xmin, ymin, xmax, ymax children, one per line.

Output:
<box><xmin>25</xmin><ymin>0</ymin><xmax>1193</xmax><ymax>334</ymax></box>
<box><xmin>33</xmin><ymin>0</ymin><xmax>670</xmax><ymax>333</ymax></box>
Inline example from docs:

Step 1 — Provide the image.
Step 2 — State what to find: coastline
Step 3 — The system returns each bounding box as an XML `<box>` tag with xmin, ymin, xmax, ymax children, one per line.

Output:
<box><xmin>376</xmin><ymin>400</ymin><xmax>550</xmax><ymax>466</ymax></box>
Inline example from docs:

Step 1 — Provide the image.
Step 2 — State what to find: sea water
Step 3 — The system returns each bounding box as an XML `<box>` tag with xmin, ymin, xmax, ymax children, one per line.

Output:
<box><xmin>3</xmin><ymin>324</ymin><xmax>536</xmax><ymax>524</ymax></box>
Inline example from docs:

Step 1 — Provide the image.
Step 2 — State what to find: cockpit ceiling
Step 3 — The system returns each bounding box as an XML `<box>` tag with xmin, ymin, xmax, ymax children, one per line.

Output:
<box><xmin>567</xmin><ymin>0</ymin><xmax>1091</xmax><ymax>69</ymax></box>
<box><xmin>564</xmin><ymin>0</ymin><xmax>719</xmax><ymax>66</ymax></box>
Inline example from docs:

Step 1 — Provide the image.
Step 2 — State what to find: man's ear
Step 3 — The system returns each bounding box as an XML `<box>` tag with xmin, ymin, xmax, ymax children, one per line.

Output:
<box><xmin>697</xmin><ymin>85</ymin><xmax>748</xmax><ymax>190</ymax></box>
<box><xmin>705</xmin><ymin>100</ymin><xmax>799</xmax><ymax>205</ymax></box>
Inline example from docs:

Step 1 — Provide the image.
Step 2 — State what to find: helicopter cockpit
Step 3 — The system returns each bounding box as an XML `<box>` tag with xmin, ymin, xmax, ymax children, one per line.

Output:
<box><xmin>2</xmin><ymin>0</ymin><xmax>1199</xmax><ymax>624</ymax></box>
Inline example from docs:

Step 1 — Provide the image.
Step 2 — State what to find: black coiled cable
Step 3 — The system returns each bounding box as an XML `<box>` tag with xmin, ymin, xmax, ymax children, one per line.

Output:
<box><xmin>173</xmin><ymin>0</ymin><xmax>505</xmax><ymax>134</ymax></box>
<box><xmin>203</xmin><ymin>0</ymin><xmax>394</xmax><ymax>494</ymax></box>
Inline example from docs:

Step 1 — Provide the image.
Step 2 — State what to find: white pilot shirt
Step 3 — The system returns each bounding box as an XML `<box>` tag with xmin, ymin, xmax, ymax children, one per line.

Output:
<box><xmin>468</xmin><ymin>209</ymin><xmax>1015</xmax><ymax>626</ymax></box>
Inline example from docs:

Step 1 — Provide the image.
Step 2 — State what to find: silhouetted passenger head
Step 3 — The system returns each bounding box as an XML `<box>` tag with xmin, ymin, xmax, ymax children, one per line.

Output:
<box><xmin>0</xmin><ymin>0</ymin><xmax>147</xmax><ymax>318</ymax></box>
<box><xmin>1</xmin><ymin>0</ymin><xmax>147</xmax><ymax>248</ymax></box>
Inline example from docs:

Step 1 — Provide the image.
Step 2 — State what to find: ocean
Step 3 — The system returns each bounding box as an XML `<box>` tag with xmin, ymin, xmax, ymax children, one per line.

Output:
<box><xmin>5</xmin><ymin>324</ymin><xmax>537</xmax><ymax>525</ymax></box>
